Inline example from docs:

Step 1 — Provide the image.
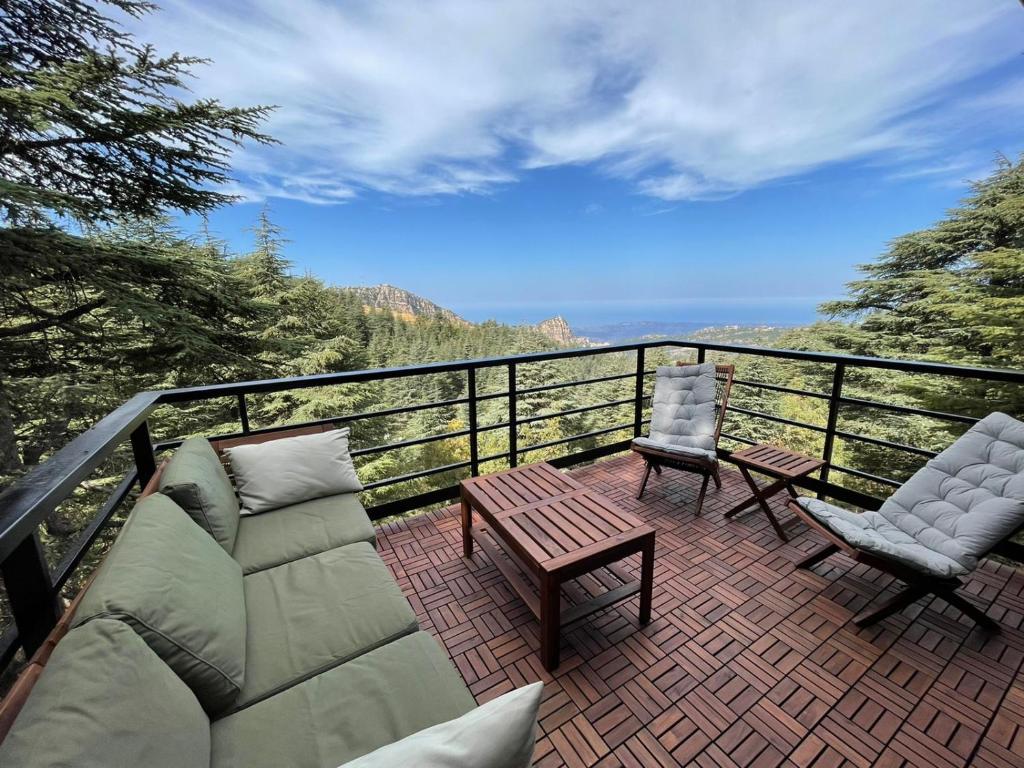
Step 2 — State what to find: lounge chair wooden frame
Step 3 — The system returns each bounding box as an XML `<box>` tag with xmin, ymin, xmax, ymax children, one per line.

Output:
<box><xmin>786</xmin><ymin>499</ymin><xmax>1009</xmax><ymax>630</ymax></box>
<box><xmin>632</xmin><ymin>362</ymin><xmax>735</xmax><ymax>515</ymax></box>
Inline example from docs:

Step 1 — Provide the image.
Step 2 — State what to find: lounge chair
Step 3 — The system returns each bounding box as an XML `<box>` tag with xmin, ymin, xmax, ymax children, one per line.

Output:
<box><xmin>788</xmin><ymin>411</ymin><xmax>1024</xmax><ymax>629</ymax></box>
<box><xmin>632</xmin><ymin>361</ymin><xmax>734</xmax><ymax>514</ymax></box>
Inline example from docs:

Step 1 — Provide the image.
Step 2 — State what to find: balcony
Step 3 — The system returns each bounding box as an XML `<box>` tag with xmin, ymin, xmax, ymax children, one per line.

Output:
<box><xmin>1</xmin><ymin>339</ymin><xmax>1023</xmax><ymax>766</ymax></box>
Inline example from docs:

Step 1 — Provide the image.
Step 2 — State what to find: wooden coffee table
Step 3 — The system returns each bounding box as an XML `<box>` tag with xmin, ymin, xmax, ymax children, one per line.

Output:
<box><xmin>460</xmin><ymin>462</ymin><xmax>655</xmax><ymax>670</ymax></box>
<box><xmin>724</xmin><ymin>444</ymin><xmax>825</xmax><ymax>541</ymax></box>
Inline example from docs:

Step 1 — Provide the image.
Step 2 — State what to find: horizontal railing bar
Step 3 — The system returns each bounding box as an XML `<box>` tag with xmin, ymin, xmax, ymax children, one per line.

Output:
<box><xmin>517</xmin><ymin>397</ymin><xmax>640</xmax><ymax>426</ymax></box>
<box><xmin>726</xmin><ymin>406</ymin><xmax>828</xmax><ymax>433</ymax></box>
<box><xmin>351</xmin><ymin>429</ymin><xmax>472</xmax><ymax>458</ymax></box>
<box><xmin>367</xmin><ymin>486</ymin><xmax>462</xmax><ymax>521</ymax></box>
<box><xmin>361</xmin><ymin>460</ymin><xmax>472</xmax><ymax>490</ymax></box>
<box><xmin>732</xmin><ymin>377</ymin><xmax>831</xmax><ymax>400</ymax></box>
<box><xmin>719</xmin><ymin>431</ymin><xmax>758</xmax><ymax>446</ymax></box>
<box><xmin>829</xmin><ymin>463</ymin><xmax>904</xmax><ymax>488</ymax></box>
<box><xmin>513</xmin><ymin>371</ymin><xmax>641</xmax><ymax>397</ymax></box>
<box><xmin>51</xmin><ymin>470</ymin><xmax>139</xmax><ymax>591</ymax></box>
<box><xmin>0</xmin><ymin>391</ymin><xmax>160</xmax><ymax>563</ymax></box>
<box><xmin>838</xmin><ymin>395</ymin><xmax>980</xmax><ymax>424</ymax></box>
<box><xmin>518</xmin><ymin>421</ymin><xmax>641</xmax><ymax>455</ymax></box>
<box><xmin>833</xmin><ymin>430</ymin><xmax>938</xmax><ymax>459</ymax></box>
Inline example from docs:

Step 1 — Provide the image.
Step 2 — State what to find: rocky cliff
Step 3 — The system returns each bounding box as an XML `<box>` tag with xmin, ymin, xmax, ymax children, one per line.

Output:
<box><xmin>344</xmin><ymin>284</ymin><xmax>469</xmax><ymax>325</ymax></box>
<box><xmin>534</xmin><ymin>315</ymin><xmax>590</xmax><ymax>346</ymax></box>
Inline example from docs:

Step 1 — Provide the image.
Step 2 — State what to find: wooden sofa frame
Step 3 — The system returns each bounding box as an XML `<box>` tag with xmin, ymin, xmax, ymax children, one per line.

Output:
<box><xmin>631</xmin><ymin>362</ymin><xmax>735</xmax><ymax>515</ymax></box>
<box><xmin>0</xmin><ymin>424</ymin><xmax>335</xmax><ymax>744</ymax></box>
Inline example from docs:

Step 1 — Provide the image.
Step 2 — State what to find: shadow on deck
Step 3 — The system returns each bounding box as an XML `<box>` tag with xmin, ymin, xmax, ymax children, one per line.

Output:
<box><xmin>376</xmin><ymin>453</ymin><xmax>1024</xmax><ymax>768</ymax></box>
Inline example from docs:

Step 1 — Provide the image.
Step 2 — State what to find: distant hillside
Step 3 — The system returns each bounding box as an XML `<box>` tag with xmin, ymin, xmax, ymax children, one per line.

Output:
<box><xmin>576</xmin><ymin>320</ymin><xmax>792</xmax><ymax>346</ymax></box>
<box><xmin>343</xmin><ymin>284</ymin><xmax>469</xmax><ymax>326</ymax></box>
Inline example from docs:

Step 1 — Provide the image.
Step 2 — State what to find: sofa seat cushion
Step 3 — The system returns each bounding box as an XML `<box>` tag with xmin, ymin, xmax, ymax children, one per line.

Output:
<box><xmin>0</xmin><ymin>620</ymin><xmax>210</xmax><ymax>768</ymax></box>
<box><xmin>160</xmin><ymin>436</ymin><xmax>241</xmax><ymax>553</ymax></box>
<box><xmin>231</xmin><ymin>542</ymin><xmax>418</xmax><ymax>711</ymax></box>
<box><xmin>73</xmin><ymin>493</ymin><xmax>247</xmax><ymax>714</ymax></box>
<box><xmin>211</xmin><ymin>631</ymin><xmax>476</xmax><ymax>768</ymax></box>
<box><xmin>795</xmin><ymin>497</ymin><xmax>968</xmax><ymax>579</ymax></box>
<box><xmin>232</xmin><ymin>493</ymin><xmax>376</xmax><ymax>575</ymax></box>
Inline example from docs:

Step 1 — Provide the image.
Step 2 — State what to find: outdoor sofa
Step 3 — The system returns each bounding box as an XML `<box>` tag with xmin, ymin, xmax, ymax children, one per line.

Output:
<box><xmin>0</xmin><ymin>431</ymin><xmax>540</xmax><ymax>767</ymax></box>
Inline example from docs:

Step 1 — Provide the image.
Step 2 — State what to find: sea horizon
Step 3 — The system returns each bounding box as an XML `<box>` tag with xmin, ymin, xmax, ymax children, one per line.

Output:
<box><xmin>448</xmin><ymin>297</ymin><xmax>829</xmax><ymax>330</ymax></box>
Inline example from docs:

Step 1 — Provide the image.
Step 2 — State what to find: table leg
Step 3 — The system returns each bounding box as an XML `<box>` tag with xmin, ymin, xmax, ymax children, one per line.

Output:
<box><xmin>723</xmin><ymin>472</ymin><xmax>786</xmax><ymax>519</ymax></box>
<box><xmin>460</xmin><ymin>492</ymin><xmax>473</xmax><ymax>558</ymax></box>
<box><xmin>540</xmin><ymin>572</ymin><xmax>560</xmax><ymax>671</ymax></box>
<box><xmin>740</xmin><ymin>466</ymin><xmax>789</xmax><ymax>541</ymax></box>
<box><xmin>639</xmin><ymin>536</ymin><xmax>654</xmax><ymax>625</ymax></box>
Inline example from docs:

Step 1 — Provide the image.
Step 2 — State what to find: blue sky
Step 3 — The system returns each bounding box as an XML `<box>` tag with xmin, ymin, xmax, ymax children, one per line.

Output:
<box><xmin>136</xmin><ymin>1</ymin><xmax>1024</xmax><ymax>326</ymax></box>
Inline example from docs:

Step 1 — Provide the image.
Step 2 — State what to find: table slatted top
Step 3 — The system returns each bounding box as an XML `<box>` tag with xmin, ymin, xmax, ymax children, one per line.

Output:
<box><xmin>461</xmin><ymin>463</ymin><xmax>652</xmax><ymax>572</ymax></box>
<box><xmin>730</xmin><ymin>443</ymin><xmax>825</xmax><ymax>478</ymax></box>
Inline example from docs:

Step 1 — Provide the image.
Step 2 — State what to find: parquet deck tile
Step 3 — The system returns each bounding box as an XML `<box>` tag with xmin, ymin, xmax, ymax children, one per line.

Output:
<box><xmin>375</xmin><ymin>453</ymin><xmax>1024</xmax><ymax>766</ymax></box>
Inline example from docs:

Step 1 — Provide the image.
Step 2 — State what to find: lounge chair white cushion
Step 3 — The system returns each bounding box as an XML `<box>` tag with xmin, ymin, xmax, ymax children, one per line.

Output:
<box><xmin>797</xmin><ymin>411</ymin><xmax>1024</xmax><ymax>579</ymax></box>
<box><xmin>640</xmin><ymin>362</ymin><xmax>718</xmax><ymax>455</ymax></box>
<box><xmin>632</xmin><ymin>437</ymin><xmax>717</xmax><ymax>464</ymax></box>
<box><xmin>796</xmin><ymin>497</ymin><xmax>968</xmax><ymax>578</ymax></box>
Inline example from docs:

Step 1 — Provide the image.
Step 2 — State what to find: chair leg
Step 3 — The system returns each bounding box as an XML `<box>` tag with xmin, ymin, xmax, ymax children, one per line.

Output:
<box><xmin>652</xmin><ymin>464</ymin><xmax>662</xmax><ymax>475</ymax></box>
<box><xmin>694</xmin><ymin>472</ymin><xmax>711</xmax><ymax>516</ymax></box>
<box><xmin>711</xmin><ymin>466</ymin><xmax>721</xmax><ymax>490</ymax></box>
<box><xmin>937</xmin><ymin>589</ymin><xmax>999</xmax><ymax>631</ymax></box>
<box><xmin>795</xmin><ymin>543</ymin><xmax>839</xmax><ymax>570</ymax></box>
<box><xmin>637</xmin><ymin>461</ymin><xmax>654</xmax><ymax>499</ymax></box>
<box><xmin>853</xmin><ymin>584</ymin><xmax>930</xmax><ymax>627</ymax></box>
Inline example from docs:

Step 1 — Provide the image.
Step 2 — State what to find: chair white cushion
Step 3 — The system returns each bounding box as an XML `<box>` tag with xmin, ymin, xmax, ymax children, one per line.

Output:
<box><xmin>632</xmin><ymin>436</ymin><xmax>718</xmax><ymax>464</ymax></box>
<box><xmin>338</xmin><ymin>682</ymin><xmax>542</xmax><ymax>768</ymax></box>
<box><xmin>796</xmin><ymin>411</ymin><xmax>1024</xmax><ymax>579</ymax></box>
<box><xmin>225</xmin><ymin>429</ymin><xmax>363</xmax><ymax>515</ymax></box>
<box><xmin>796</xmin><ymin>497</ymin><xmax>967</xmax><ymax>578</ymax></box>
<box><xmin>644</xmin><ymin>362</ymin><xmax>718</xmax><ymax>454</ymax></box>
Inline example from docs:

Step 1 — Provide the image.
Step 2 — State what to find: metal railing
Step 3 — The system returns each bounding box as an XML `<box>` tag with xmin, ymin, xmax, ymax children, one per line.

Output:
<box><xmin>1</xmin><ymin>339</ymin><xmax>1022</xmax><ymax>670</ymax></box>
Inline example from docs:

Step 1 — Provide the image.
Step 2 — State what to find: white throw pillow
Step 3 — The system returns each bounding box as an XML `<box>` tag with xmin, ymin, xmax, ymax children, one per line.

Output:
<box><xmin>224</xmin><ymin>429</ymin><xmax>363</xmax><ymax>515</ymax></box>
<box><xmin>339</xmin><ymin>682</ymin><xmax>543</xmax><ymax>768</ymax></box>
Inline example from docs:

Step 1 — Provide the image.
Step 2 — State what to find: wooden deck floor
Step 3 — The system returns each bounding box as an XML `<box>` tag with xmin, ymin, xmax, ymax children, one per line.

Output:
<box><xmin>376</xmin><ymin>454</ymin><xmax>1024</xmax><ymax>768</ymax></box>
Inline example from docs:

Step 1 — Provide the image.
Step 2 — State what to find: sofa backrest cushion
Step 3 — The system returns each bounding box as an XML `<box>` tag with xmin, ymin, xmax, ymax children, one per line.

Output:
<box><xmin>225</xmin><ymin>428</ymin><xmax>363</xmax><ymax>515</ymax></box>
<box><xmin>878</xmin><ymin>411</ymin><xmax>1024</xmax><ymax>571</ymax></box>
<box><xmin>647</xmin><ymin>362</ymin><xmax>718</xmax><ymax>452</ymax></box>
<box><xmin>72</xmin><ymin>493</ymin><xmax>246</xmax><ymax>714</ymax></box>
<box><xmin>160</xmin><ymin>436</ymin><xmax>240</xmax><ymax>552</ymax></box>
<box><xmin>0</xmin><ymin>619</ymin><xmax>210</xmax><ymax>767</ymax></box>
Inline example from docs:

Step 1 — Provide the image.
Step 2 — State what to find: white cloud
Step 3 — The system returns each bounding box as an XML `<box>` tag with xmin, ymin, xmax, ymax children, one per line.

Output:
<box><xmin>141</xmin><ymin>0</ymin><xmax>1023</xmax><ymax>202</ymax></box>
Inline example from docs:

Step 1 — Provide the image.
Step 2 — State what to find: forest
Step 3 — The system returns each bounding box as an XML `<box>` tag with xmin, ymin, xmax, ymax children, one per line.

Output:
<box><xmin>1</xmin><ymin>1</ymin><xmax>1023</xmax><ymax>631</ymax></box>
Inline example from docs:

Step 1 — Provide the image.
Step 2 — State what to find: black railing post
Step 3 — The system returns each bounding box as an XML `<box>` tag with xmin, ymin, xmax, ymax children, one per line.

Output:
<box><xmin>237</xmin><ymin>394</ymin><xmax>251</xmax><ymax>434</ymax></box>
<box><xmin>130</xmin><ymin>420</ymin><xmax>157</xmax><ymax>491</ymax></box>
<box><xmin>633</xmin><ymin>348</ymin><xmax>646</xmax><ymax>437</ymax></box>
<box><xmin>819</xmin><ymin>362</ymin><xmax>846</xmax><ymax>497</ymax></box>
<box><xmin>2</xmin><ymin>532</ymin><xmax>60</xmax><ymax>657</ymax></box>
<box><xmin>468</xmin><ymin>368</ymin><xmax>479</xmax><ymax>476</ymax></box>
<box><xmin>697</xmin><ymin>346</ymin><xmax>706</xmax><ymax>364</ymax></box>
<box><xmin>508</xmin><ymin>363</ymin><xmax>518</xmax><ymax>468</ymax></box>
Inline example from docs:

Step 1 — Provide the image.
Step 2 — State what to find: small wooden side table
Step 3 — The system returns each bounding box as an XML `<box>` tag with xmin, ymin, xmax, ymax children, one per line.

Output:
<box><xmin>723</xmin><ymin>444</ymin><xmax>824</xmax><ymax>541</ymax></box>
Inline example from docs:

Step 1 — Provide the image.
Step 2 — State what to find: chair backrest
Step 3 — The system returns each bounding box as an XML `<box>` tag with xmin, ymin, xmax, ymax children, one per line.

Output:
<box><xmin>675</xmin><ymin>361</ymin><xmax>734</xmax><ymax>445</ymax></box>
<box><xmin>878</xmin><ymin>411</ymin><xmax>1024</xmax><ymax>570</ymax></box>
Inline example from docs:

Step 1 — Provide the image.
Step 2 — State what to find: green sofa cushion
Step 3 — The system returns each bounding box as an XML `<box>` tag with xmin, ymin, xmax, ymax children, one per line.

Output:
<box><xmin>73</xmin><ymin>493</ymin><xmax>246</xmax><ymax>715</ymax></box>
<box><xmin>232</xmin><ymin>542</ymin><xmax>418</xmax><ymax>711</ymax></box>
<box><xmin>231</xmin><ymin>493</ymin><xmax>376</xmax><ymax>575</ymax></box>
<box><xmin>0</xmin><ymin>619</ymin><xmax>210</xmax><ymax>768</ymax></box>
<box><xmin>160</xmin><ymin>436</ymin><xmax>240</xmax><ymax>553</ymax></box>
<box><xmin>211</xmin><ymin>632</ymin><xmax>475</xmax><ymax>768</ymax></box>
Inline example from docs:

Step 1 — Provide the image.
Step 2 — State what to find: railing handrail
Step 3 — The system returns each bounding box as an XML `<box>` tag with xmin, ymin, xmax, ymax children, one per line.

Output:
<box><xmin>1</xmin><ymin>336</ymin><xmax>1022</xmax><ymax>667</ymax></box>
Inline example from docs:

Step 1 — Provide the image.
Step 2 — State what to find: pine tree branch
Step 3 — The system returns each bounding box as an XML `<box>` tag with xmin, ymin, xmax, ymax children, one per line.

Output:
<box><xmin>0</xmin><ymin>297</ymin><xmax>106</xmax><ymax>338</ymax></box>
